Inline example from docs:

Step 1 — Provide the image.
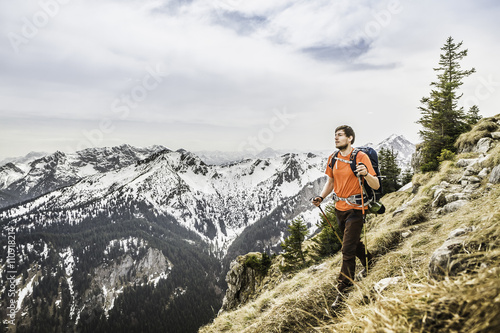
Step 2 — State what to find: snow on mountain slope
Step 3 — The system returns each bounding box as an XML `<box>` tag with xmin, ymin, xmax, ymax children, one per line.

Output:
<box><xmin>0</xmin><ymin>145</ymin><xmax>166</xmax><ymax>208</ymax></box>
<box><xmin>1</xmin><ymin>150</ymin><xmax>327</xmax><ymax>257</ymax></box>
<box><xmin>373</xmin><ymin>134</ymin><xmax>416</xmax><ymax>170</ymax></box>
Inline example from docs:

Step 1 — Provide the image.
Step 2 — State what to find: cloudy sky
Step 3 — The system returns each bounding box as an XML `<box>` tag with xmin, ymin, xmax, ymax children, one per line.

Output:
<box><xmin>1</xmin><ymin>0</ymin><xmax>499</xmax><ymax>160</ymax></box>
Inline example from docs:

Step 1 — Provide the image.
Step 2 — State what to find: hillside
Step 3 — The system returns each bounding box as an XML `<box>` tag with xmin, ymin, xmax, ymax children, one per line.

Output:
<box><xmin>200</xmin><ymin>115</ymin><xmax>500</xmax><ymax>333</ymax></box>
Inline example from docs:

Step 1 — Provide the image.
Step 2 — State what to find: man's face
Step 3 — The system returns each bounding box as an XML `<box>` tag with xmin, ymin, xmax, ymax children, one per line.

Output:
<box><xmin>335</xmin><ymin>130</ymin><xmax>352</xmax><ymax>149</ymax></box>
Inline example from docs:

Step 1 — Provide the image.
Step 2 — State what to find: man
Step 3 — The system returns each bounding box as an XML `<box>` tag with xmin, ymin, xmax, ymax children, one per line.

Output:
<box><xmin>312</xmin><ymin>125</ymin><xmax>379</xmax><ymax>308</ymax></box>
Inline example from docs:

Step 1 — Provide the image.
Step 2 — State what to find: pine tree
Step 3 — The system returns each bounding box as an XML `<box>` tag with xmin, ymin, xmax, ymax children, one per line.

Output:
<box><xmin>311</xmin><ymin>204</ymin><xmax>342</xmax><ymax>259</ymax></box>
<box><xmin>417</xmin><ymin>36</ymin><xmax>476</xmax><ymax>172</ymax></box>
<box><xmin>401</xmin><ymin>167</ymin><xmax>414</xmax><ymax>186</ymax></box>
<box><xmin>280</xmin><ymin>217</ymin><xmax>309</xmax><ymax>271</ymax></box>
<box><xmin>465</xmin><ymin>105</ymin><xmax>482</xmax><ymax>126</ymax></box>
<box><xmin>379</xmin><ymin>147</ymin><xmax>402</xmax><ymax>193</ymax></box>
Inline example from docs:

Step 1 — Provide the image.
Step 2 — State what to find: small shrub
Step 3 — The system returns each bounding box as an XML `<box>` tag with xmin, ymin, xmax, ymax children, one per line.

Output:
<box><xmin>244</xmin><ymin>252</ymin><xmax>272</xmax><ymax>276</ymax></box>
<box><xmin>438</xmin><ymin>149</ymin><xmax>455</xmax><ymax>162</ymax></box>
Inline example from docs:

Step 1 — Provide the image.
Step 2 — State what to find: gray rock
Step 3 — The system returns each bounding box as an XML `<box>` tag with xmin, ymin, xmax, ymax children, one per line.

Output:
<box><xmin>398</xmin><ymin>182</ymin><xmax>413</xmax><ymax>192</ymax></box>
<box><xmin>401</xmin><ymin>231</ymin><xmax>412</xmax><ymax>238</ymax></box>
<box><xmin>308</xmin><ymin>262</ymin><xmax>327</xmax><ymax>273</ymax></box>
<box><xmin>456</xmin><ymin>158</ymin><xmax>478</xmax><ymax>168</ymax></box>
<box><xmin>442</xmin><ymin>200</ymin><xmax>468</xmax><ymax>214</ymax></box>
<box><xmin>447</xmin><ymin>226</ymin><xmax>474</xmax><ymax>240</ymax></box>
<box><xmin>463</xmin><ymin>183</ymin><xmax>481</xmax><ymax>193</ymax></box>
<box><xmin>92</xmin><ymin>247</ymin><xmax>171</xmax><ymax>314</ymax></box>
<box><xmin>491</xmin><ymin>132</ymin><xmax>500</xmax><ymax>139</ymax></box>
<box><xmin>476</xmin><ymin>138</ymin><xmax>493</xmax><ymax>153</ymax></box>
<box><xmin>445</xmin><ymin>193</ymin><xmax>469</xmax><ymax>203</ymax></box>
<box><xmin>489</xmin><ymin>165</ymin><xmax>500</xmax><ymax>184</ymax></box>
<box><xmin>432</xmin><ymin>190</ymin><xmax>447</xmax><ymax>208</ymax></box>
<box><xmin>460</xmin><ymin>176</ymin><xmax>470</xmax><ymax>186</ymax></box>
<box><xmin>429</xmin><ymin>227</ymin><xmax>474</xmax><ymax>279</ymax></box>
<box><xmin>393</xmin><ymin>196</ymin><xmax>417</xmax><ymax>216</ymax></box>
<box><xmin>469</xmin><ymin>176</ymin><xmax>482</xmax><ymax>184</ymax></box>
<box><xmin>464</xmin><ymin>168</ymin><xmax>477</xmax><ymax>176</ymax></box>
<box><xmin>433</xmin><ymin>187</ymin><xmax>445</xmax><ymax>199</ymax></box>
<box><xmin>478</xmin><ymin>168</ymin><xmax>491</xmax><ymax>179</ymax></box>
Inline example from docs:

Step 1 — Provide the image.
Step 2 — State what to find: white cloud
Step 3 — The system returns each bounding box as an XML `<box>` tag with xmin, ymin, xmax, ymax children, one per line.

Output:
<box><xmin>0</xmin><ymin>0</ymin><xmax>499</xmax><ymax>159</ymax></box>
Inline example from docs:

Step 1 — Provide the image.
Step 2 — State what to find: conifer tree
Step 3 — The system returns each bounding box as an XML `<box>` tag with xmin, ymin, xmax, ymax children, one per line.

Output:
<box><xmin>379</xmin><ymin>147</ymin><xmax>402</xmax><ymax>193</ymax></box>
<box><xmin>417</xmin><ymin>36</ymin><xmax>476</xmax><ymax>172</ymax></box>
<box><xmin>465</xmin><ymin>105</ymin><xmax>482</xmax><ymax>126</ymax></box>
<box><xmin>311</xmin><ymin>204</ymin><xmax>342</xmax><ymax>259</ymax></box>
<box><xmin>280</xmin><ymin>217</ymin><xmax>309</xmax><ymax>271</ymax></box>
<box><xmin>401</xmin><ymin>167</ymin><xmax>414</xmax><ymax>186</ymax></box>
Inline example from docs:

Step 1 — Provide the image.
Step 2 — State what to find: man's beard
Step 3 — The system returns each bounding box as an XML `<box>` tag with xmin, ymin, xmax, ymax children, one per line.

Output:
<box><xmin>336</xmin><ymin>143</ymin><xmax>348</xmax><ymax>150</ymax></box>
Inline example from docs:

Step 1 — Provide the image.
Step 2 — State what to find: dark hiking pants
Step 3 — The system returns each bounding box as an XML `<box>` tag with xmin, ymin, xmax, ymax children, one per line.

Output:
<box><xmin>335</xmin><ymin>208</ymin><xmax>372</xmax><ymax>292</ymax></box>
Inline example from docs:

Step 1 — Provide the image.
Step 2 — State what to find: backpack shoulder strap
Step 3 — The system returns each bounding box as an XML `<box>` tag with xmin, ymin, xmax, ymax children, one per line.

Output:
<box><xmin>329</xmin><ymin>148</ymin><xmax>360</xmax><ymax>174</ymax></box>
<box><xmin>328</xmin><ymin>150</ymin><xmax>340</xmax><ymax>169</ymax></box>
<box><xmin>349</xmin><ymin>148</ymin><xmax>360</xmax><ymax>174</ymax></box>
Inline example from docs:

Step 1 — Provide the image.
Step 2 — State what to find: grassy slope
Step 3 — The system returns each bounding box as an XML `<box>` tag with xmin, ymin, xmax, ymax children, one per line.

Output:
<box><xmin>201</xmin><ymin>116</ymin><xmax>500</xmax><ymax>333</ymax></box>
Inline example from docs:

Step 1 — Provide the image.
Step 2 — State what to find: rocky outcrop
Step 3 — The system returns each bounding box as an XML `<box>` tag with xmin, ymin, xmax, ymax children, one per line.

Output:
<box><xmin>410</xmin><ymin>144</ymin><xmax>424</xmax><ymax>173</ymax></box>
<box><xmin>429</xmin><ymin>152</ymin><xmax>496</xmax><ymax>215</ymax></box>
<box><xmin>219</xmin><ymin>253</ymin><xmax>265</xmax><ymax>313</ymax></box>
<box><xmin>89</xmin><ymin>247</ymin><xmax>172</xmax><ymax>315</ymax></box>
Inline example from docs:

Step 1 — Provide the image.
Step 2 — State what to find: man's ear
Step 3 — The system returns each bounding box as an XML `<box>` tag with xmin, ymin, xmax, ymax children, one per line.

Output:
<box><xmin>348</xmin><ymin>136</ymin><xmax>354</xmax><ymax>144</ymax></box>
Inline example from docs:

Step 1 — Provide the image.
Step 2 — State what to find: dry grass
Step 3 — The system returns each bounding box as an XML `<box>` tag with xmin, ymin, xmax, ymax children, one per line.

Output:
<box><xmin>329</xmin><ymin>206</ymin><xmax>500</xmax><ymax>333</ymax></box>
<box><xmin>455</xmin><ymin>114</ymin><xmax>499</xmax><ymax>152</ymax></box>
<box><xmin>485</xmin><ymin>141</ymin><xmax>500</xmax><ymax>169</ymax></box>
<box><xmin>200</xmin><ymin>144</ymin><xmax>500</xmax><ymax>333</ymax></box>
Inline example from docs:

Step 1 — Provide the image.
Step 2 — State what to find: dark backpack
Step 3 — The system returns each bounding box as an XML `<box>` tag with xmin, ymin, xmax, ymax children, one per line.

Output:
<box><xmin>329</xmin><ymin>147</ymin><xmax>384</xmax><ymax>211</ymax></box>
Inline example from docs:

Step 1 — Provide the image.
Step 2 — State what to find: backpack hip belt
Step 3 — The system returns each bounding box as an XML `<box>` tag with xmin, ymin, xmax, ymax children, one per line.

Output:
<box><xmin>331</xmin><ymin>191</ymin><xmax>372</xmax><ymax>208</ymax></box>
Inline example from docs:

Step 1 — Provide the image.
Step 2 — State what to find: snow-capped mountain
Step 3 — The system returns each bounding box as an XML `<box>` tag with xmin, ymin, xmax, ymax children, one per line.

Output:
<box><xmin>194</xmin><ymin>147</ymin><xmax>288</xmax><ymax>165</ymax></box>
<box><xmin>0</xmin><ymin>146</ymin><xmax>327</xmax><ymax>331</ymax></box>
<box><xmin>0</xmin><ymin>151</ymin><xmax>47</xmax><ymax>166</ymax></box>
<box><xmin>0</xmin><ymin>144</ymin><xmax>166</xmax><ymax>208</ymax></box>
<box><xmin>196</xmin><ymin>135</ymin><xmax>416</xmax><ymax>170</ymax></box>
<box><xmin>2</xmin><ymin>149</ymin><xmax>326</xmax><ymax>257</ymax></box>
<box><xmin>372</xmin><ymin>134</ymin><xmax>416</xmax><ymax>171</ymax></box>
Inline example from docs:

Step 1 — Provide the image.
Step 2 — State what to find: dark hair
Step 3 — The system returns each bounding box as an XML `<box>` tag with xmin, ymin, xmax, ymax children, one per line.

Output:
<box><xmin>335</xmin><ymin>125</ymin><xmax>355</xmax><ymax>144</ymax></box>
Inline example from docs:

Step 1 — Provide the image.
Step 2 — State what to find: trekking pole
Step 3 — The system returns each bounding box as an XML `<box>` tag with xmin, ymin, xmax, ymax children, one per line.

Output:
<box><xmin>318</xmin><ymin>205</ymin><xmax>343</xmax><ymax>246</ymax></box>
<box><xmin>358</xmin><ymin>173</ymin><xmax>369</xmax><ymax>274</ymax></box>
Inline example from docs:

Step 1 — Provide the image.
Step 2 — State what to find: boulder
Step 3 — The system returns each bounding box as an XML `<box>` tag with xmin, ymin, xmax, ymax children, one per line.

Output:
<box><xmin>429</xmin><ymin>227</ymin><xmax>474</xmax><ymax>279</ymax></box>
<box><xmin>442</xmin><ymin>200</ymin><xmax>468</xmax><ymax>214</ymax></box>
<box><xmin>476</xmin><ymin>137</ymin><xmax>493</xmax><ymax>153</ymax></box>
<box><xmin>478</xmin><ymin>168</ymin><xmax>491</xmax><ymax>179</ymax></box>
<box><xmin>456</xmin><ymin>158</ymin><xmax>479</xmax><ymax>168</ymax></box>
<box><xmin>432</xmin><ymin>190</ymin><xmax>447</xmax><ymax>208</ymax></box>
<box><xmin>489</xmin><ymin>165</ymin><xmax>500</xmax><ymax>184</ymax></box>
<box><xmin>445</xmin><ymin>193</ymin><xmax>469</xmax><ymax>203</ymax></box>
<box><xmin>463</xmin><ymin>183</ymin><xmax>481</xmax><ymax>194</ymax></box>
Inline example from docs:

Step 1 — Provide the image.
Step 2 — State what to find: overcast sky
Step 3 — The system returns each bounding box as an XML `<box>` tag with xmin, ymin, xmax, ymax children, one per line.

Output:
<box><xmin>1</xmin><ymin>0</ymin><xmax>499</xmax><ymax>160</ymax></box>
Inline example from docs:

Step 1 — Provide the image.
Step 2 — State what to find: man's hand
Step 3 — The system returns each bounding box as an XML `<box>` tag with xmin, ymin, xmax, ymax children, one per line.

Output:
<box><xmin>355</xmin><ymin>163</ymin><xmax>369</xmax><ymax>177</ymax></box>
<box><xmin>312</xmin><ymin>196</ymin><xmax>323</xmax><ymax>207</ymax></box>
